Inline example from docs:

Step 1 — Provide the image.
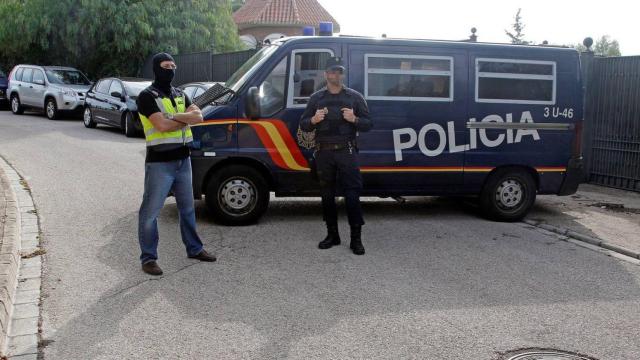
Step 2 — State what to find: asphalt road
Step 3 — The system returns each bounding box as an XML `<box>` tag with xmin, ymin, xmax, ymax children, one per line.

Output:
<box><xmin>1</xmin><ymin>110</ymin><xmax>639</xmax><ymax>360</ymax></box>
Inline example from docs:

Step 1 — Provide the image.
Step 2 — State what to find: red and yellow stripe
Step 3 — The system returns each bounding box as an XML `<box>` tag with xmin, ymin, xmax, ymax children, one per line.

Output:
<box><xmin>195</xmin><ymin>119</ymin><xmax>566</xmax><ymax>174</ymax></box>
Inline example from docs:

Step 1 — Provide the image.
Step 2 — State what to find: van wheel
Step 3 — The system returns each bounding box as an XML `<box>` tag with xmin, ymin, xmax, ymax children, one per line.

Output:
<box><xmin>45</xmin><ymin>98</ymin><xmax>58</xmax><ymax>120</ymax></box>
<box><xmin>83</xmin><ymin>107</ymin><xmax>97</xmax><ymax>128</ymax></box>
<box><xmin>10</xmin><ymin>95</ymin><xmax>24</xmax><ymax>115</ymax></box>
<box><xmin>479</xmin><ymin>168</ymin><xmax>536</xmax><ymax>222</ymax></box>
<box><xmin>205</xmin><ymin>165</ymin><xmax>269</xmax><ymax>225</ymax></box>
<box><xmin>123</xmin><ymin>112</ymin><xmax>137</xmax><ymax>137</ymax></box>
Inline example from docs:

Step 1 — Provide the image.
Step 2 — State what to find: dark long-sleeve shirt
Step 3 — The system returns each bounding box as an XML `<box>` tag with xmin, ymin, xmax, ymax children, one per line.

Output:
<box><xmin>300</xmin><ymin>87</ymin><xmax>372</xmax><ymax>144</ymax></box>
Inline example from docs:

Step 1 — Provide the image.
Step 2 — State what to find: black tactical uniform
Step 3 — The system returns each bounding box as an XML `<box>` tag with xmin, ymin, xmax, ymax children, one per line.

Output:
<box><xmin>300</xmin><ymin>57</ymin><xmax>372</xmax><ymax>255</ymax></box>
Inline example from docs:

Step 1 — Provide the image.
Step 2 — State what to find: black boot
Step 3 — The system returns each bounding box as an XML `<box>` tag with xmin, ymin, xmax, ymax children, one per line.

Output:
<box><xmin>318</xmin><ymin>224</ymin><xmax>341</xmax><ymax>249</ymax></box>
<box><xmin>350</xmin><ymin>225</ymin><xmax>365</xmax><ymax>255</ymax></box>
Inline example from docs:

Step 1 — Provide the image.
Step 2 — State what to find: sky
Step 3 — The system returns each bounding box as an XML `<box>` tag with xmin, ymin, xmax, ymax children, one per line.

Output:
<box><xmin>317</xmin><ymin>0</ymin><xmax>639</xmax><ymax>55</ymax></box>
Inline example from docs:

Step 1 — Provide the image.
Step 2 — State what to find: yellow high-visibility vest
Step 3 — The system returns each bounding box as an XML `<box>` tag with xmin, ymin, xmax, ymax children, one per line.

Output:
<box><xmin>139</xmin><ymin>89</ymin><xmax>193</xmax><ymax>147</ymax></box>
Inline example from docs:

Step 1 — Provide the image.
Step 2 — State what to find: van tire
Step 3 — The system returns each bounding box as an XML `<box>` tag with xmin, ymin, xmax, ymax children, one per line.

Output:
<box><xmin>205</xmin><ymin>165</ymin><xmax>269</xmax><ymax>225</ymax></box>
<box><xmin>10</xmin><ymin>94</ymin><xmax>24</xmax><ymax>115</ymax></box>
<box><xmin>123</xmin><ymin>112</ymin><xmax>137</xmax><ymax>137</ymax></box>
<box><xmin>83</xmin><ymin>107</ymin><xmax>97</xmax><ymax>128</ymax></box>
<box><xmin>45</xmin><ymin>98</ymin><xmax>58</xmax><ymax>120</ymax></box>
<box><xmin>479</xmin><ymin>168</ymin><xmax>536</xmax><ymax>222</ymax></box>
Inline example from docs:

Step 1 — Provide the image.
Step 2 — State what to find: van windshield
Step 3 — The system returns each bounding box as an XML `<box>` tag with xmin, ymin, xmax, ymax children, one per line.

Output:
<box><xmin>45</xmin><ymin>69</ymin><xmax>91</xmax><ymax>85</ymax></box>
<box><xmin>225</xmin><ymin>45</ymin><xmax>279</xmax><ymax>92</ymax></box>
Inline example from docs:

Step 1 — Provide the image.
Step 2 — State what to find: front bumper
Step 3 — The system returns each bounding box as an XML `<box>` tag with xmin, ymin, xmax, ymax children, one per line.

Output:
<box><xmin>54</xmin><ymin>93</ymin><xmax>86</xmax><ymax>111</ymax></box>
<box><xmin>558</xmin><ymin>157</ymin><xmax>584</xmax><ymax>195</ymax></box>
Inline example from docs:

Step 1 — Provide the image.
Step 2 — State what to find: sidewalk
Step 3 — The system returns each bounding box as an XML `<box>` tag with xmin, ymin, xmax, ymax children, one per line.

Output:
<box><xmin>528</xmin><ymin>183</ymin><xmax>640</xmax><ymax>256</ymax></box>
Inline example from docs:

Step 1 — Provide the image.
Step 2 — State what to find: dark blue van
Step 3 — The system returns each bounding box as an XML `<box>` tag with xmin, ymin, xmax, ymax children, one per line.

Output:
<box><xmin>189</xmin><ymin>36</ymin><xmax>583</xmax><ymax>225</ymax></box>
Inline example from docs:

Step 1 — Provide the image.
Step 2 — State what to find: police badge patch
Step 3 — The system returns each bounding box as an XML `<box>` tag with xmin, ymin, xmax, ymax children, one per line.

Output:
<box><xmin>297</xmin><ymin>126</ymin><xmax>316</xmax><ymax>150</ymax></box>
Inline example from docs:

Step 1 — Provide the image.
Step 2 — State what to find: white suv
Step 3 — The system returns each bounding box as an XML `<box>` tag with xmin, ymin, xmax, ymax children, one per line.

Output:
<box><xmin>7</xmin><ymin>65</ymin><xmax>91</xmax><ymax>120</ymax></box>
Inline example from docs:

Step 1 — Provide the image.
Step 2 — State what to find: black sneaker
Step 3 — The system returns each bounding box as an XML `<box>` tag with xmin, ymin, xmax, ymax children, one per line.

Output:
<box><xmin>142</xmin><ymin>261</ymin><xmax>163</xmax><ymax>276</ymax></box>
<box><xmin>188</xmin><ymin>250</ymin><xmax>217</xmax><ymax>262</ymax></box>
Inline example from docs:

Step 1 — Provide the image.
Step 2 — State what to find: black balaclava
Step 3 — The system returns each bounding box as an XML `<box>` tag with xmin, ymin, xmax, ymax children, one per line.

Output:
<box><xmin>152</xmin><ymin>52</ymin><xmax>175</xmax><ymax>95</ymax></box>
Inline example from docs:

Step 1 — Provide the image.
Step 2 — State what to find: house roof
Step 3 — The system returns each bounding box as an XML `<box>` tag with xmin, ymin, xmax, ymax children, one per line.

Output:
<box><xmin>233</xmin><ymin>0</ymin><xmax>340</xmax><ymax>32</ymax></box>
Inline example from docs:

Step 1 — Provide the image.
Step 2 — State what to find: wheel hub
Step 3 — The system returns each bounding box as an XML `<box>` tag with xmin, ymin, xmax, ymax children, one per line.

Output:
<box><xmin>220</xmin><ymin>179</ymin><xmax>256</xmax><ymax>212</ymax></box>
<box><xmin>496</xmin><ymin>179</ymin><xmax>523</xmax><ymax>208</ymax></box>
<box><xmin>11</xmin><ymin>98</ymin><xmax>18</xmax><ymax>112</ymax></box>
<box><xmin>47</xmin><ymin>102</ymin><xmax>55</xmax><ymax>117</ymax></box>
<box><xmin>84</xmin><ymin>109</ymin><xmax>91</xmax><ymax>124</ymax></box>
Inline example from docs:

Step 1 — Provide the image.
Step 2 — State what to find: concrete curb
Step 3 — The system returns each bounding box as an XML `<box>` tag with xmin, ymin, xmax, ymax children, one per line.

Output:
<box><xmin>0</xmin><ymin>156</ymin><xmax>42</xmax><ymax>359</ymax></box>
<box><xmin>523</xmin><ymin>219</ymin><xmax>640</xmax><ymax>261</ymax></box>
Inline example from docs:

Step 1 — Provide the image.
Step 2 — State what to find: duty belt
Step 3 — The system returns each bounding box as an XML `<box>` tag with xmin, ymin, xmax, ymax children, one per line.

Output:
<box><xmin>316</xmin><ymin>141</ymin><xmax>354</xmax><ymax>151</ymax></box>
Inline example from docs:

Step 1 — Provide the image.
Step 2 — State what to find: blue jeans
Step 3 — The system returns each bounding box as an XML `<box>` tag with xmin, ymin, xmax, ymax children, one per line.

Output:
<box><xmin>138</xmin><ymin>158</ymin><xmax>203</xmax><ymax>264</ymax></box>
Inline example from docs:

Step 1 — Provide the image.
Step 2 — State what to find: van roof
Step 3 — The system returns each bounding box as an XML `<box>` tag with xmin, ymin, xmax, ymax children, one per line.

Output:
<box><xmin>277</xmin><ymin>35</ymin><xmax>579</xmax><ymax>54</ymax></box>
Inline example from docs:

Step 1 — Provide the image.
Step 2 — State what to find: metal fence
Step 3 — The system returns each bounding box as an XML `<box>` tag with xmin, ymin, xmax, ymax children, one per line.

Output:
<box><xmin>142</xmin><ymin>49</ymin><xmax>257</xmax><ymax>85</ymax></box>
<box><xmin>584</xmin><ymin>55</ymin><xmax>640</xmax><ymax>192</ymax></box>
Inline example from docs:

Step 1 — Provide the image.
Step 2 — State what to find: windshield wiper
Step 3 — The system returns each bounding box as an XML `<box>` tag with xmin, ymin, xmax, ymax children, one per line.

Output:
<box><xmin>192</xmin><ymin>83</ymin><xmax>235</xmax><ymax>108</ymax></box>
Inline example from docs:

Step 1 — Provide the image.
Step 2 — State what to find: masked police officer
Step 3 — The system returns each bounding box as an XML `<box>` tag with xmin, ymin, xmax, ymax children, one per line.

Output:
<box><xmin>300</xmin><ymin>57</ymin><xmax>372</xmax><ymax>255</ymax></box>
<box><xmin>136</xmin><ymin>52</ymin><xmax>216</xmax><ymax>276</ymax></box>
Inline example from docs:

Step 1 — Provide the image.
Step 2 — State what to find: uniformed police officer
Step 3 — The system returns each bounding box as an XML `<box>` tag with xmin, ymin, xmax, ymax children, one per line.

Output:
<box><xmin>300</xmin><ymin>57</ymin><xmax>372</xmax><ymax>255</ymax></box>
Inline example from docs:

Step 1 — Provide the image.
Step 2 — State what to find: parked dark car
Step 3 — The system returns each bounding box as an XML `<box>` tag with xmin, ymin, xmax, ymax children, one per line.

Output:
<box><xmin>178</xmin><ymin>81</ymin><xmax>220</xmax><ymax>101</ymax></box>
<box><xmin>83</xmin><ymin>77</ymin><xmax>151</xmax><ymax>137</ymax></box>
<box><xmin>1</xmin><ymin>69</ymin><xmax>10</xmax><ymax>109</ymax></box>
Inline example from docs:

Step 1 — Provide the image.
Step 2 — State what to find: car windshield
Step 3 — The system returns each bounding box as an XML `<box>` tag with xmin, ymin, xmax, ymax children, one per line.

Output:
<box><xmin>124</xmin><ymin>81</ymin><xmax>152</xmax><ymax>96</ymax></box>
<box><xmin>225</xmin><ymin>45</ymin><xmax>279</xmax><ymax>92</ymax></box>
<box><xmin>45</xmin><ymin>69</ymin><xmax>91</xmax><ymax>85</ymax></box>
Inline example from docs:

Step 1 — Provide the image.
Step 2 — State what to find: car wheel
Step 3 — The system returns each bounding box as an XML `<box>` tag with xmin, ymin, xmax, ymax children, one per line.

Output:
<box><xmin>10</xmin><ymin>94</ymin><xmax>24</xmax><ymax>115</ymax></box>
<box><xmin>45</xmin><ymin>98</ymin><xmax>58</xmax><ymax>120</ymax></box>
<box><xmin>205</xmin><ymin>165</ymin><xmax>269</xmax><ymax>225</ymax></box>
<box><xmin>83</xmin><ymin>107</ymin><xmax>97</xmax><ymax>128</ymax></box>
<box><xmin>123</xmin><ymin>112</ymin><xmax>137</xmax><ymax>137</ymax></box>
<box><xmin>480</xmin><ymin>168</ymin><xmax>537</xmax><ymax>222</ymax></box>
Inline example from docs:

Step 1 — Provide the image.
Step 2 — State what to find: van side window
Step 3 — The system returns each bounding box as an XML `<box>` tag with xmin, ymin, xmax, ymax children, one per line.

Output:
<box><xmin>288</xmin><ymin>50</ymin><xmax>333</xmax><ymax>107</ymax></box>
<box><xmin>365</xmin><ymin>54</ymin><xmax>454</xmax><ymax>101</ymax></box>
<box><xmin>259</xmin><ymin>57</ymin><xmax>287</xmax><ymax>116</ymax></box>
<box><xmin>22</xmin><ymin>68</ymin><xmax>33</xmax><ymax>83</ymax></box>
<box><xmin>475</xmin><ymin>58</ymin><xmax>556</xmax><ymax>104</ymax></box>
<box><xmin>14</xmin><ymin>68</ymin><xmax>24</xmax><ymax>81</ymax></box>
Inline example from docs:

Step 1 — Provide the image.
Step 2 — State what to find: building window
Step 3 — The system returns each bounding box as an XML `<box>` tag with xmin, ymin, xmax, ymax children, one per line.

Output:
<box><xmin>365</xmin><ymin>54</ymin><xmax>454</xmax><ymax>101</ymax></box>
<box><xmin>475</xmin><ymin>58</ymin><xmax>556</xmax><ymax>104</ymax></box>
<box><xmin>287</xmin><ymin>49</ymin><xmax>334</xmax><ymax>107</ymax></box>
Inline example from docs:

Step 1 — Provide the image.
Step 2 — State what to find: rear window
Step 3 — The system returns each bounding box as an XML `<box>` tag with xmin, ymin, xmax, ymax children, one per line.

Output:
<box><xmin>14</xmin><ymin>68</ymin><xmax>24</xmax><ymax>81</ymax></box>
<box><xmin>45</xmin><ymin>69</ymin><xmax>91</xmax><ymax>85</ymax></box>
<box><xmin>476</xmin><ymin>58</ymin><xmax>556</xmax><ymax>104</ymax></box>
<box><xmin>365</xmin><ymin>54</ymin><xmax>454</xmax><ymax>101</ymax></box>
<box><xmin>0</xmin><ymin>70</ymin><xmax>6</xmax><ymax>78</ymax></box>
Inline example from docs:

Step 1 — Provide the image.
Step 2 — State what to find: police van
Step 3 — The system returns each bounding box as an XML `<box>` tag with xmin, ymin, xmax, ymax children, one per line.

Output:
<box><xmin>189</xmin><ymin>36</ymin><xmax>583</xmax><ymax>225</ymax></box>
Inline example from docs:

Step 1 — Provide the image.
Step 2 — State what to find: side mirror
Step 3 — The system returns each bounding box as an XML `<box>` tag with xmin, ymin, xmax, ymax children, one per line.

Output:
<box><xmin>110</xmin><ymin>91</ymin><xmax>125</xmax><ymax>101</ymax></box>
<box><xmin>245</xmin><ymin>86</ymin><xmax>261</xmax><ymax>120</ymax></box>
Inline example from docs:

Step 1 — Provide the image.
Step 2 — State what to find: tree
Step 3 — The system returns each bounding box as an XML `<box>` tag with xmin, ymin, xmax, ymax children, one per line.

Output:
<box><xmin>0</xmin><ymin>0</ymin><xmax>243</xmax><ymax>78</ymax></box>
<box><xmin>572</xmin><ymin>35</ymin><xmax>622</xmax><ymax>56</ymax></box>
<box><xmin>505</xmin><ymin>8</ymin><xmax>529</xmax><ymax>45</ymax></box>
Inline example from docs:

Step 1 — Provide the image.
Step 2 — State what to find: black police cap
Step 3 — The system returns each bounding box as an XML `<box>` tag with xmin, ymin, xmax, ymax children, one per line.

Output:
<box><xmin>325</xmin><ymin>56</ymin><xmax>345</xmax><ymax>72</ymax></box>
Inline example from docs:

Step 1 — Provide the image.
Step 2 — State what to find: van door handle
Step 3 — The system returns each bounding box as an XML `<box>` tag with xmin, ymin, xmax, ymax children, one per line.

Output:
<box><xmin>29</xmin><ymin>85</ymin><xmax>33</xmax><ymax>89</ymax></box>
